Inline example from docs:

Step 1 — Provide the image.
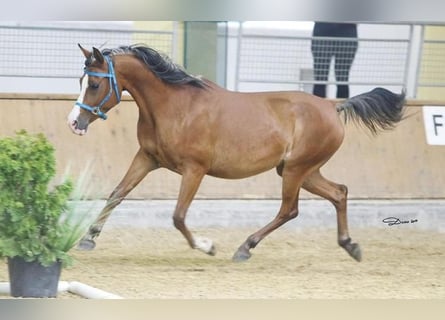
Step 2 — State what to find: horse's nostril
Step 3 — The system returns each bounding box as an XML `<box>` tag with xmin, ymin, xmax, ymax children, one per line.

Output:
<box><xmin>72</xmin><ymin>120</ymin><xmax>78</xmax><ymax>128</ymax></box>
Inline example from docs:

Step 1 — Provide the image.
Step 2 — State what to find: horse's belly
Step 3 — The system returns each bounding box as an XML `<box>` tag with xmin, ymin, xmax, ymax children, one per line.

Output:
<box><xmin>207</xmin><ymin>144</ymin><xmax>285</xmax><ymax>179</ymax></box>
<box><xmin>204</xmin><ymin>102</ymin><xmax>295</xmax><ymax>178</ymax></box>
<box><xmin>207</xmin><ymin>162</ymin><xmax>278</xmax><ymax>179</ymax></box>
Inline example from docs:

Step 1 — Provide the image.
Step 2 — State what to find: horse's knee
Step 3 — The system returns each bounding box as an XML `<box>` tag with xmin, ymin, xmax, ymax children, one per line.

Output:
<box><xmin>106</xmin><ymin>192</ymin><xmax>124</xmax><ymax>208</ymax></box>
<box><xmin>278</xmin><ymin>206</ymin><xmax>299</xmax><ymax>222</ymax></box>
<box><xmin>332</xmin><ymin>184</ymin><xmax>348</xmax><ymax>208</ymax></box>
<box><xmin>289</xmin><ymin>207</ymin><xmax>299</xmax><ymax>219</ymax></box>
<box><xmin>173</xmin><ymin>215</ymin><xmax>185</xmax><ymax>230</ymax></box>
<box><xmin>338</xmin><ymin>184</ymin><xmax>348</xmax><ymax>196</ymax></box>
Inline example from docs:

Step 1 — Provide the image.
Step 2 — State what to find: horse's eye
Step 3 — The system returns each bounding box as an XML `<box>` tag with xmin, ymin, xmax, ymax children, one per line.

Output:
<box><xmin>90</xmin><ymin>83</ymin><xmax>100</xmax><ymax>90</ymax></box>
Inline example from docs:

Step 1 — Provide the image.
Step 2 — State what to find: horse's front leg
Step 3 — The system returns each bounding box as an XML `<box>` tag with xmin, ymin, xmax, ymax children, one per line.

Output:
<box><xmin>173</xmin><ymin>164</ymin><xmax>216</xmax><ymax>256</ymax></box>
<box><xmin>78</xmin><ymin>149</ymin><xmax>158</xmax><ymax>250</ymax></box>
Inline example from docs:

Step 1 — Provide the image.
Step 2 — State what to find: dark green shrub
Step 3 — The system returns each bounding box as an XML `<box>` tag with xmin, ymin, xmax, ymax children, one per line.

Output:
<box><xmin>0</xmin><ymin>130</ymin><xmax>76</xmax><ymax>267</ymax></box>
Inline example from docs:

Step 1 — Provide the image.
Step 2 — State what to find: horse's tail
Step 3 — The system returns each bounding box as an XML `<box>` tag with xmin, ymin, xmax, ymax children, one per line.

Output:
<box><xmin>336</xmin><ymin>87</ymin><xmax>406</xmax><ymax>135</ymax></box>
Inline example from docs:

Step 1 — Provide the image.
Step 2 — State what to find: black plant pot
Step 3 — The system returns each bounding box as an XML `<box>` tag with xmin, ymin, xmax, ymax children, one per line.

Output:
<box><xmin>7</xmin><ymin>256</ymin><xmax>62</xmax><ymax>298</ymax></box>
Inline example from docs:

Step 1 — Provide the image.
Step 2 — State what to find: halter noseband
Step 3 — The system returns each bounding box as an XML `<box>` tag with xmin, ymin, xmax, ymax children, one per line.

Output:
<box><xmin>75</xmin><ymin>55</ymin><xmax>120</xmax><ymax>120</ymax></box>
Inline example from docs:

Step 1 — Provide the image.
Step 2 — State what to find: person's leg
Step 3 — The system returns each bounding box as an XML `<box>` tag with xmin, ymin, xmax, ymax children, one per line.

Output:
<box><xmin>311</xmin><ymin>39</ymin><xmax>332</xmax><ymax>98</ymax></box>
<box><xmin>334</xmin><ymin>40</ymin><xmax>358</xmax><ymax>98</ymax></box>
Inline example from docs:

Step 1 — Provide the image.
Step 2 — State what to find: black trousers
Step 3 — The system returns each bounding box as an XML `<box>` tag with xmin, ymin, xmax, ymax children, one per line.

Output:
<box><xmin>311</xmin><ymin>23</ymin><xmax>358</xmax><ymax>98</ymax></box>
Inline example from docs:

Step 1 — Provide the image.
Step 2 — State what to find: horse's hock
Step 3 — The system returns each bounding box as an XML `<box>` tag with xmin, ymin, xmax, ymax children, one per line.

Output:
<box><xmin>0</xmin><ymin>93</ymin><xmax>443</xmax><ymax>200</ymax></box>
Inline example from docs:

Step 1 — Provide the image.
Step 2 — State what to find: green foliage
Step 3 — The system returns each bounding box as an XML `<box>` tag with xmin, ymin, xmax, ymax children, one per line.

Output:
<box><xmin>0</xmin><ymin>130</ymin><xmax>88</xmax><ymax>267</ymax></box>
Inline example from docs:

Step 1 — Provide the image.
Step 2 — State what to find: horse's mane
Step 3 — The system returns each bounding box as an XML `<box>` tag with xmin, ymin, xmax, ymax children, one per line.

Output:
<box><xmin>102</xmin><ymin>44</ymin><xmax>208</xmax><ymax>89</ymax></box>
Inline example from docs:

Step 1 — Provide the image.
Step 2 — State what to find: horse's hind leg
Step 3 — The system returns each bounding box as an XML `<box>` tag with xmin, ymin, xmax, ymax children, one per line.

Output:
<box><xmin>302</xmin><ymin>170</ymin><xmax>362</xmax><ymax>262</ymax></box>
<box><xmin>232</xmin><ymin>165</ymin><xmax>305</xmax><ymax>262</ymax></box>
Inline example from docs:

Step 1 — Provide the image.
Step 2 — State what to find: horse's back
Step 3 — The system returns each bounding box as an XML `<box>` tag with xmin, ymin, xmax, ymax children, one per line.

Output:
<box><xmin>219</xmin><ymin>89</ymin><xmax>343</xmax><ymax>144</ymax></box>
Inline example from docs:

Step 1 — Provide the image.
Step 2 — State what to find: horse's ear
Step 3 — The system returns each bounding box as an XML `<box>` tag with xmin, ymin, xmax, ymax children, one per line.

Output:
<box><xmin>78</xmin><ymin>43</ymin><xmax>92</xmax><ymax>59</ymax></box>
<box><xmin>92</xmin><ymin>47</ymin><xmax>105</xmax><ymax>65</ymax></box>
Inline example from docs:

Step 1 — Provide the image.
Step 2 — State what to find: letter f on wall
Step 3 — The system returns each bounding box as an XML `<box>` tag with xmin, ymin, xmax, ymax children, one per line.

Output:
<box><xmin>423</xmin><ymin>106</ymin><xmax>445</xmax><ymax>145</ymax></box>
<box><xmin>433</xmin><ymin>114</ymin><xmax>443</xmax><ymax>136</ymax></box>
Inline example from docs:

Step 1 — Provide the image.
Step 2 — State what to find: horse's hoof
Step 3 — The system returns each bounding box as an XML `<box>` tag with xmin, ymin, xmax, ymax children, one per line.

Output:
<box><xmin>195</xmin><ymin>237</ymin><xmax>216</xmax><ymax>256</ymax></box>
<box><xmin>343</xmin><ymin>242</ymin><xmax>362</xmax><ymax>262</ymax></box>
<box><xmin>340</xmin><ymin>238</ymin><xmax>362</xmax><ymax>262</ymax></box>
<box><xmin>207</xmin><ymin>244</ymin><xmax>217</xmax><ymax>256</ymax></box>
<box><xmin>232</xmin><ymin>248</ymin><xmax>252</xmax><ymax>262</ymax></box>
<box><xmin>349</xmin><ymin>243</ymin><xmax>362</xmax><ymax>262</ymax></box>
<box><xmin>77</xmin><ymin>239</ymin><xmax>96</xmax><ymax>251</ymax></box>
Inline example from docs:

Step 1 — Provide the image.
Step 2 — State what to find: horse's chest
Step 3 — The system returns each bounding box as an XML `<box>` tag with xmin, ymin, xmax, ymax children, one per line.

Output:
<box><xmin>138</xmin><ymin>134</ymin><xmax>182</xmax><ymax>171</ymax></box>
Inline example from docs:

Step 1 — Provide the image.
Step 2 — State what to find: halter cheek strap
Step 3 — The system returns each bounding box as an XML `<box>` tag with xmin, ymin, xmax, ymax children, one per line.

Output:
<box><xmin>75</xmin><ymin>55</ymin><xmax>120</xmax><ymax>120</ymax></box>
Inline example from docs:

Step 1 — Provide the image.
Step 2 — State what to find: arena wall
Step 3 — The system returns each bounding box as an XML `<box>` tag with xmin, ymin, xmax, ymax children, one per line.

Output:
<box><xmin>0</xmin><ymin>93</ymin><xmax>444</xmax><ymax>199</ymax></box>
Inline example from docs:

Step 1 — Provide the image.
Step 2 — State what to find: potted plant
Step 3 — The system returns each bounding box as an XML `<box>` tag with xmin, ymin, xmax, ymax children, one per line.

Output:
<box><xmin>0</xmin><ymin>130</ymin><xmax>93</xmax><ymax>298</ymax></box>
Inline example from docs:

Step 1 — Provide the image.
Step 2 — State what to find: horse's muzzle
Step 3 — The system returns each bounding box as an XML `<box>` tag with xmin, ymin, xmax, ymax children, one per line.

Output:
<box><xmin>68</xmin><ymin>119</ymin><xmax>88</xmax><ymax>135</ymax></box>
<box><xmin>67</xmin><ymin>105</ymin><xmax>90</xmax><ymax>135</ymax></box>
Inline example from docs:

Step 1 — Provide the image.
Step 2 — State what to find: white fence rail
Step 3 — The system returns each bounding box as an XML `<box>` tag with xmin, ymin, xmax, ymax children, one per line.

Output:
<box><xmin>0</xmin><ymin>22</ymin><xmax>444</xmax><ymax>98</ymax></box>
<box><xmin>0</xmin><ymin>25</ymin><xmax>176</xmax><ymax>79</ymax></box>
<box><xmin>233</xmin><ymin>23</ymin><xmax>444</xmax><ymax>98</ymax></box>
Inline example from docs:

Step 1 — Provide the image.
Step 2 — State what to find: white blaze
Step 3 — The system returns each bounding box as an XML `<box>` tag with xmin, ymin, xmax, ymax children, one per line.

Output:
<box><xmin>68</xmin><ymin>75</ymin><xmax>89</xmax><ymax>135</ymax></box>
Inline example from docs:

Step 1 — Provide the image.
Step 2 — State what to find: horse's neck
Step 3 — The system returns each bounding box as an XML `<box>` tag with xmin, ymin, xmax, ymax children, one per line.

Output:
<box><xmin>118</xmin><ymin>55</ymin><xmax>217</xmax><ymax>126</ymax></box>
<box><xmin>120</xmin><ymin>59</ymin><xmax>170</xmax><ymax>119</ymax></box>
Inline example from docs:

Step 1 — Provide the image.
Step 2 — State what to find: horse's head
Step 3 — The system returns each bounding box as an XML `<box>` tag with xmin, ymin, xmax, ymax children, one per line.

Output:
<box><xmin>67</xmin><ymin>44</ymin><xmax>121</xmax><ymax>135</ymax></box>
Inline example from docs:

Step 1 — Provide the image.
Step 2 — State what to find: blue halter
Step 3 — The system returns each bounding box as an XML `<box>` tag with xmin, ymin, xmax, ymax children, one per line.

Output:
<box><xmin>75</xmin><ymin>55</ymin><xmax>120</xmax><ymax>120</ymax></box>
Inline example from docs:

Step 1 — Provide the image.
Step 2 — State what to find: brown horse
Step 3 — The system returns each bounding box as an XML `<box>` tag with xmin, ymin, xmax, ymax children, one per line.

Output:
<box><xmin>67</xmin><ymin>44</ymin><xmax>405</xmax><ymax>262</ymax></box>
